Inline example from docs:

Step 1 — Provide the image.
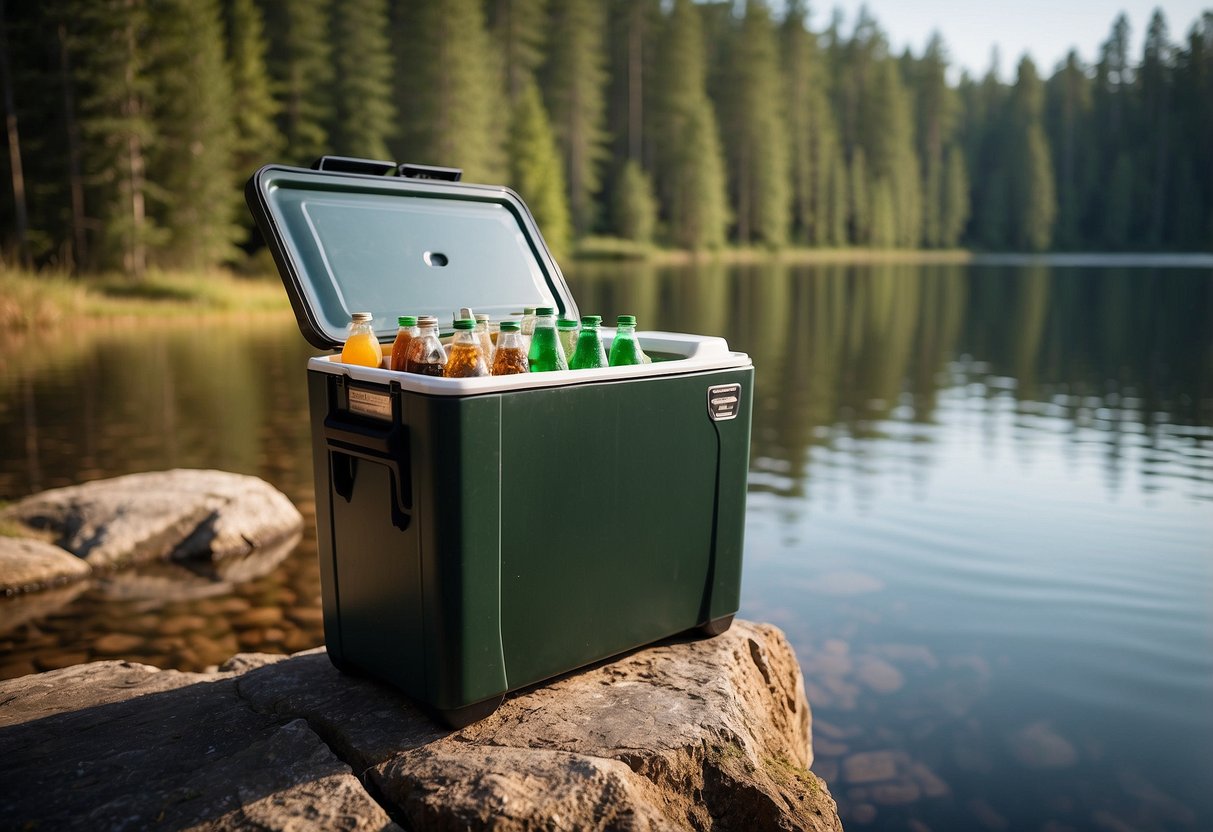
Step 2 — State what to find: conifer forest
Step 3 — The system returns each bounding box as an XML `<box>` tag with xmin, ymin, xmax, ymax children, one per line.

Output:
<box><xmin>1</xmin><ymin>0</ymin><xmax>1210</xmax><ymax>274</ymax></box>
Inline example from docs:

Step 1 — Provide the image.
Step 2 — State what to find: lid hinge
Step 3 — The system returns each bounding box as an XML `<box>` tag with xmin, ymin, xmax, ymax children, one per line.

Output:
<box><xmin>311</xmin><ymin>156</ymin><xmax>397</xmax><ymax>176</ymax></box>
<box><xmin>398</xmin><ymin>163</ymin><xmax>462</xmax><ymax>182</ymax></box>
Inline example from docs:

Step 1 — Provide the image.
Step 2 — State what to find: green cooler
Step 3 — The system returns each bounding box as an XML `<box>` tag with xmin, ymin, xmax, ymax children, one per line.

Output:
<box><xmin>247</xmin><ymin>157</ymin><xmax>753</xmax><ymax>726</ymax></box>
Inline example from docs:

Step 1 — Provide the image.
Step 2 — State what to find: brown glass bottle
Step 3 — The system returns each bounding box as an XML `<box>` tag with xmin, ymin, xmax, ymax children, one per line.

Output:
<box><xmin>444</xmin><ymin>318</ymin><xmax>489</xmax><ymax>377</ymax></box>
<box><xmin>389</xmin><ymin>315</ymin><xmax>418</xmax><ymax>371</ymax></box>
<box><xmin>405</xmin><ymin>315</ymin><xmax>447</xmax><ymax>376</ymax></box>
<box><xmin>491</xmin><ymin>320</ymin><xmax>529</xmax><ymax>375</ymax></box>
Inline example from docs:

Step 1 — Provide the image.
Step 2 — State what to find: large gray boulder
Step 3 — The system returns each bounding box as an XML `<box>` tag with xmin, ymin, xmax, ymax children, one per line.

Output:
<box><xmin>0</xmin><ymin>620</ymin><xmax>841</xmax><ymax>832</ymax></box>
<box><xmin>0</xmin><ymin>469</ymin><xmax>303</xmax><ymax>570</ymax></box>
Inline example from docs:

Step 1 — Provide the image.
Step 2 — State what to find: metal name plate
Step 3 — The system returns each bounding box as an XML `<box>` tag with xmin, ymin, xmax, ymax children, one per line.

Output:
<box><xmin>707</xmin><ymin>383</ymin><xmax>742</xmax><ymax>421</ymax></box>
<box><xmin>347</xmin><ymin>387</ymin><xmax>392</xmax><ymax>420</ymax></box>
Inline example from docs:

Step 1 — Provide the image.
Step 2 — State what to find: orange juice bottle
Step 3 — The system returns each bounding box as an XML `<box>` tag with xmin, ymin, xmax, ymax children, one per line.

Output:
<box><xmin>340</xmin><ymin>312</ymin><xmax>384</xmax><ymax>368</ymax></box>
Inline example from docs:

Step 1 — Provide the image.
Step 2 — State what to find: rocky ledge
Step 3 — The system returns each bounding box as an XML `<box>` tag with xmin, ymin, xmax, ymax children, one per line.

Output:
<box><xmin>0</xmin><ymin>620</ymin><xmax>841</xmax><ymax>831</ymax></box>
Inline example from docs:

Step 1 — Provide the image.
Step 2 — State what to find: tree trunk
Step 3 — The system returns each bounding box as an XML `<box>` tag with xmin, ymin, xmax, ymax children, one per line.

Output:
<box><xmin>57</xmin><ymin>19</ymin><xmax>87</xmax><ymax>272</ymax></box>
<box><xmin>0</xmin><ymin>0</ymin><xmax>30</xmax><ymax>268</ymax></box>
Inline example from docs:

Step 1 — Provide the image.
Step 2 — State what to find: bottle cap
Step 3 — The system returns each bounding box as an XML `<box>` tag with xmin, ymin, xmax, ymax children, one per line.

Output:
<box><xmin>475</xmin><ymin>313</ymin><xmax>490</xmax><ymax>323</ymax></box>
<box><xmin>499</xmin><ymin>320</ymin><xmax>520</xmax><ymax>331</ymax></box>
<box><xmin>397</xmin><ymin>315</ymin><xmax>417</xmax><ymax>327</ymax></box>
<box><xmin>617</xmin><ymin>315</ymin><xmax>636</xmax><ymax>326</ymax></box>
<box><xmin>417</xmin><ymin>315</ymin><xmax>438</xmax><ymax>325</ymax></box>
<box><xmin>557</xmin><ymin>318</ymin><xmax>578</xmax><ymax>329</ymax></box>
<box><xmin>453</xmin><ymin>318</ymin><xmax>475</xmax><ymax>330</ymax></box>
<box><xmin>536</xmin><ymin>306</ymin><xmax>556</xmax><ymax>316</ymax></box>
<box><xmin>580</xmin><ymin>315</ymin><xmax>602</xmax><ymax>326</ymax></box>
<box><xmin>523</xmin><ymin>306</ymin><xmax>537</xmax><ymax>315</ymax></box>
<box><xmin>351</xmin><ymin>312</ymin><xmax>373</xmax><ymax>323</ymax></box>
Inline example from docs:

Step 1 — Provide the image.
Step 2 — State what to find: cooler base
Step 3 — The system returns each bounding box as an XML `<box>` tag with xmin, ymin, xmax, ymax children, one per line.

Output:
<box><xmin>437</xmin><ymin>695</ymin><xmax>507</xmax><ymax>729</ymax></box>
<box><xmin>697</xmin><ymin>614</ymin><xmax>735</xmax><ymax>637</ymax></box>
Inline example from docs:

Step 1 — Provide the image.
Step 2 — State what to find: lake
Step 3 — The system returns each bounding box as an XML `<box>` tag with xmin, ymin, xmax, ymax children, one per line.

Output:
<box><xmin>1</xmin><ymin>259</ymin><xmax>1210</xmax><ymax>831</ymax></box>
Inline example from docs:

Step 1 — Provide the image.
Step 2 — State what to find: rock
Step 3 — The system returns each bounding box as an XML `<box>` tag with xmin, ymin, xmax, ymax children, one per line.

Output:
<box><xmin>1008</xmin><ymin>721</ymin><xmax>1078</xmax><ymax>769</ymax></box>
<box><xmin>0</xmin><ymin>536</ymin><xmax>91</xmax><ymax>595</ymax></box>
<box><xmin>854</xmin><ymin>655</ymin><xmax>905</xmax><ymax>694</ymax></box>
<box><xmin>0</xmin><ymin>660</ymin><xmax>398</xmax><ymax>831</ymax></box>
<box><xmin>91</xmin><ymin>632</ymin><xmax>144</xmax><ymax>655</ymax></box>
<box><xmin>843</xmin><ymin>750</ymin><xmax>899</xmax><ymax>784</ymax></box>
<box><xmin>0</xmin><ymin>619</ymin><xmax>841</xmax><ymax>832</ymax></box>
<box><xmin>0</xmin><ymin>469</ymin><xmax>302</xmax><ymax>569</ymax></box>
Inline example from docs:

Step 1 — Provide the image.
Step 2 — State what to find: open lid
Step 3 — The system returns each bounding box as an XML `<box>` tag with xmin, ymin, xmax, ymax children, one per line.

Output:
<box><xmin>245</xmin><ymin>157</ymin><xmax>578</xmax><ymax>350</ymax></box>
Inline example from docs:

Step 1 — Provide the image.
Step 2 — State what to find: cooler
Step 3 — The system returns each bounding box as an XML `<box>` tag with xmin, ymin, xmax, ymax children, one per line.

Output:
<box><xmin>246</xmin><ymin>156</ymin><xmax>754</xmax><ymax>726</ymax></box>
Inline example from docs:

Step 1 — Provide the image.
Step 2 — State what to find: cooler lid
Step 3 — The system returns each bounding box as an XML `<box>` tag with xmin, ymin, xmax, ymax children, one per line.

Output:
<box><xmin>245</xmin><ymin>159</ymin><xmax>578</xmax><ymax>350</ymax></box>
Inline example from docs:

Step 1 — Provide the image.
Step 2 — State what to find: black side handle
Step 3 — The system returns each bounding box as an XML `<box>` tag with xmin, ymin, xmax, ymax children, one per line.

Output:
<box><xmin>398</xmin><ymin>162</ymin><xmax>462</xmax><ymax>181</ymax></box>
<box><xmin>323</xmin><ymin>414</ymin><xmax>401</xmax><ymax>455</ymax></box>
<box><xmin>311</xmin><ymin>155</ymin><xmax>398</xmax><ymax>176</ymax></box>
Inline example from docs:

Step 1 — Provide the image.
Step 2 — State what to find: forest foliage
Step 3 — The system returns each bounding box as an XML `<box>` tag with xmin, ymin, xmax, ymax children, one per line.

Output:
<box><xmin>0</xmin><ymin>0</ymin><xmax>1210</xmax><ymax>274</ymax></box>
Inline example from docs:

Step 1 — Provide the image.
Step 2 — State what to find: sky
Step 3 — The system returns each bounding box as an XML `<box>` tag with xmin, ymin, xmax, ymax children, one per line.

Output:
<box><xmin>803</xmin><ymin>1</ymin><xmax>1210</xmax><ymax>81</ymax></box>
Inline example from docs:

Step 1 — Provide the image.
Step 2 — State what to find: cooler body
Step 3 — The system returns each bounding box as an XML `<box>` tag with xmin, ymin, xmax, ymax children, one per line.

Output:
<box><xmin>247</xmin><ymin>159</ymin><xmax>755</xmax><ymax>724</ymax></box>
<box><xmin>309</xmin><ymin>354</ymin><xmax>752</xmax><ymax>718</ymax></box>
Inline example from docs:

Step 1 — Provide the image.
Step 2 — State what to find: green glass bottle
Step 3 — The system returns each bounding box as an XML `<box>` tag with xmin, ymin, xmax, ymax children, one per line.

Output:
<box><xmin>557</xmin><ymin>317</ymin><xmax>579</xmax><ymax>361</ymax></box>
<box><xmin>528</xmin><ymin>306</ymin><xmax>568</xmax><ymax>372</ymax></box>
<box><xmin>608</xmin><ymin>314</ymin><xmax>645</xmax><ymax>366</ymax></box>
<box><xmin>569</xmin><ymin>315</ymin><xmax>608</xmax><ymax>370</ymax></box>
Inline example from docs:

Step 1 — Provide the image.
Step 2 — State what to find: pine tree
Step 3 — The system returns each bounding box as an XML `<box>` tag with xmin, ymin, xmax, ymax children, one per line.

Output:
<box><xmin>489</xmin><ymin>0</ymin><xmax>548</xmax><ymax>101</ymax></box>
<box><xmin>781</xmin><ymin>0</ymin><xmax>843</xmax><ymax>246</ymax></box>
<box><xmin>1007</xmin><ymin>56</ymin><xmax>1056</xmax><ymax>251</ymax></box>
<box><xmin>611</xmin><ymin>159</ymin><xmax>656</xmax><ymax>243</ymax></box>
<box><xmin>73</xmin><ymin>0</ymin><xmax>159</xmax><ymax>275</ymax></box>
<box><xmin>1103</xmin><ymin>151</ymin><xmax>1132</xmax><ymax>247</ymax></box>
<box><xmin>508</xmin><ymin>76</ymin><xmax>571</xmax><ymax>257</ymax></box>
<box><xmin>966</xmin><ymin>54</ymin><xmax>1010</xmax><ymax>249</ymax></box>
<box><xmin>392</xmin><ymin>0</ymin><xmax>503</xmax><ymax>182</ymax></box>
<box><xmin>914</xmin><ymin>33</ymin><xmax>954</xmax><ymax>247</ymax></box>
<box><xmin>1173</xmin><ymin>13</ymin><xmax>1213</xmax><ymax>248</ymax></box>
<box><xmin>830</xmin><ymin>11</ymin><xmax>919</xmax><ymax>248</ymax></box>
<box><xmin>1138</xmin><ymin>10</ymin><xmax>1173</xmax><ymax>246</ymax></box>
<box><xmin>541</xmin><ymin>0</ymin><xmax>608</xmax><ymax>236</ymax></box>
<box><xmin>940</xmin><ymin>144</ymin><xmax>969</xmax><ymax>247</ymax></box>
<box><xmin>649</xmin><ymin>0</ymin><xmax>728</xmax><ymax>248</ymax></box>
<box><xmin>1045</xmin><ymin>51</ymin><xmax>1093</xmax><ymax>248</ymax></box>
<box><xmin>848</xmin><ymin>146</ymin><xmax>869</xmax><ymax>244</ymax></box>
<box><xmin>147</xmin><ymin>0</ymin><xmax>239</xmax><ymax>267</ymax></box>
<box><xmin>330</xmin><ymin>0</ymin><xmax>393</xmax><ymax>160</ymax></box>
<box><xmin>718</xmin><ymin>0</ymin><xmax>789</xmax><ymax>246</ymax></box>
<box><xmin>260</xmin><ymin>0</ymin><xmax>332</xmax><ymax>164</ymax></box>
<box><xmin>223</xmin><ymin>0</ymin><xmax>279</xmax><ymax>178</ymax></box>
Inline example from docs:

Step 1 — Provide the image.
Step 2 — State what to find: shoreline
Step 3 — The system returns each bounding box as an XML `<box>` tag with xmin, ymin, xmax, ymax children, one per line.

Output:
<box><xmin>4</xmin><ymin>250</ymin><xmax>1210</xmax><ymax>330</ymax></box>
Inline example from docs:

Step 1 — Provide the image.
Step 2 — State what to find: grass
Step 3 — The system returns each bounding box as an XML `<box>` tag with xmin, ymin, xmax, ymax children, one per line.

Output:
<box><xmin>0</xmin><ymin>267</ymin><xmax>290</xmax><ymax>331</ymax></box>
<box><xmin>569</xmin><ymin>236</ymin><xmax>977</xmax><ymax>266</ymax></box>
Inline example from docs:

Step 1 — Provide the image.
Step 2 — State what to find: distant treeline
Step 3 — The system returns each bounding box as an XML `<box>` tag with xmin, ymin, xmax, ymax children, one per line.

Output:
<box><xmin>1</xmin><ymin>0</ymin><xmax>1210</xmax><ymax>274</ymax></box>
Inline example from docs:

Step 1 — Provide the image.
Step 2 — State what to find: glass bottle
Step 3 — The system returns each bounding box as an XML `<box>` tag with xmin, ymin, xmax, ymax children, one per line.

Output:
<box><xmin>405</xmin><ymin>315</ymin><xmax>447</xmax><ymax>377</ymax></box>
<box><xmin>528</xmin><ymin>306</ymin><xmax>568</xmax><ymax>372</ymax></box>
<box><xmin>569</xmin><ymin>315</ymin><xmax>608</xmax><ymax>370</ymax></box>
<box><xmin>389</xmin><ymin>315</ymin><xmax>419</xmax><ymax>371</ymax></box>
<box><xmin>340</xmin><ymin>312</ymin><xmax>384</xmax><ymax>367</ymax></box>
<box><xmin>474</xmin><ymin>313</ymin><xmax>494</xmax><ymax>362</ymax></box>
<box><xmin>521</xmin><ymin>306</ymin><xmax>538</xmax><ymax>340</ymax></box>
<box><xmin>444</xmin><ymin>318</ymin><xmax>489</xmax><ymax>377</ymax></box>
<box><xmin>608</xmin><ymin>314</ymin><xmax>644</xmax><ymax>366</ymax></box>
<box><xmin>557</xmin><ymin>317</ymin><xmax>579</xmax><ymax>361</ymax></box>
<box><xmin>491</xmin><ymin>320</ymin><xmax>529</xmax><ymax>375</ymax></box>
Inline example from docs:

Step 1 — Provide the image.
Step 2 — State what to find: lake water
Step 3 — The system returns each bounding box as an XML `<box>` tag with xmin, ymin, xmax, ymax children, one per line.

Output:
<box><xmin>1</xmin><ymin>260</ymin><xmax>1211</xmax><ymax>831</ymax></box>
